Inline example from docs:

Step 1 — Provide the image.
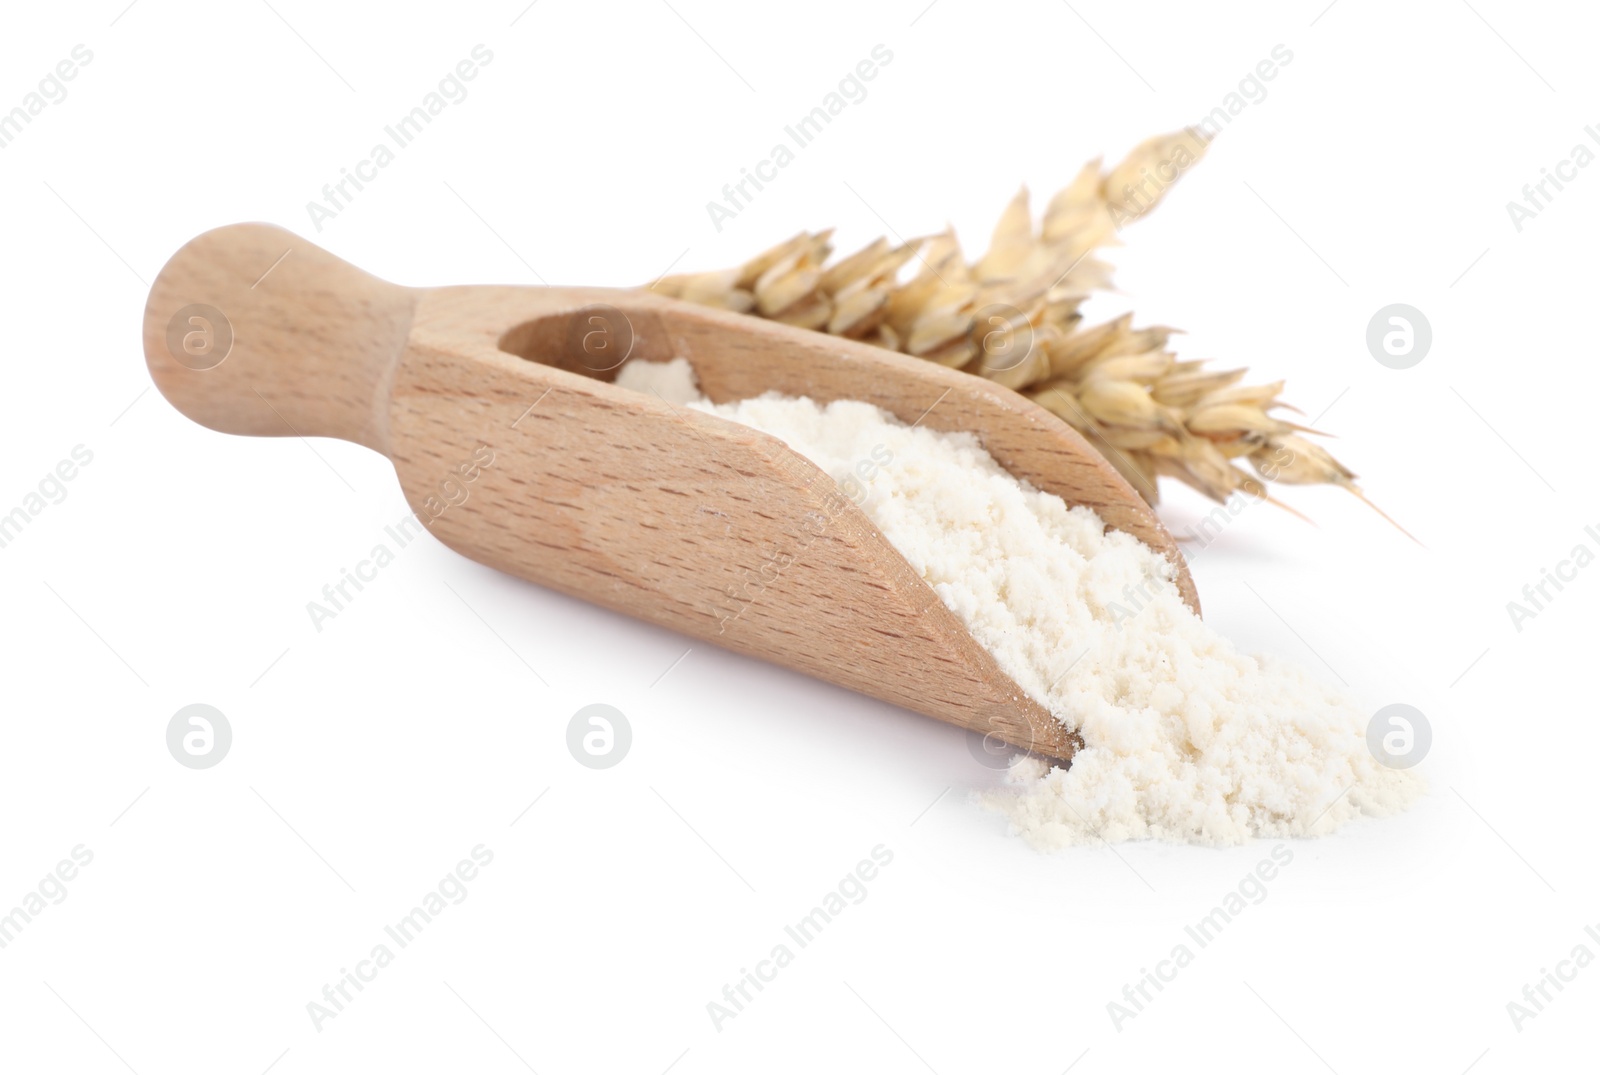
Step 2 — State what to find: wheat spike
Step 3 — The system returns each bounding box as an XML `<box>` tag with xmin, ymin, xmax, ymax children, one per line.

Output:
<box><xmin>648</xmin><ymin>128</ymin><xmax>1385</xmax><ymax>523</ymax></box>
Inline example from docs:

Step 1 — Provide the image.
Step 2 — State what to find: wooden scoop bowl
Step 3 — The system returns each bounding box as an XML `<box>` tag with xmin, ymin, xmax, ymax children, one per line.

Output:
<box><xmin>142</xmin><ymin>224</ymin><xmax>1198</xmax><ymax>763</ymax></box>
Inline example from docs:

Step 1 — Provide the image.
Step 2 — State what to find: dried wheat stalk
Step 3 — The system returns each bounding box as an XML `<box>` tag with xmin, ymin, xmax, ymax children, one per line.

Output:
<box><xmin>648</xmin><ymin>129</ymin><xmax>1394</xmax><ymax>527</ymax></box>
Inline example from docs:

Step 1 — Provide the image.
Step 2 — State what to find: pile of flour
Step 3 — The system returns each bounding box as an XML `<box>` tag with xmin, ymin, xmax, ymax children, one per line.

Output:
<box><xmin>616</xmin><ymin>358</ymin><xmax>1423</xmax><ymax>848</ymax></box>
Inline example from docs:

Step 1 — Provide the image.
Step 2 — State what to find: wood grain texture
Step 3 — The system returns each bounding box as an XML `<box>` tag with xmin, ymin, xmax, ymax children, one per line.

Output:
<box><xmin>142</xmin><ymin>223</ymin><xmax>413</xmax><ymax>453</ymax></box>
<box><xmin>143</xmin><ymin>223</ymin><xmax>1202</xmax><ymax>763</ymax></box>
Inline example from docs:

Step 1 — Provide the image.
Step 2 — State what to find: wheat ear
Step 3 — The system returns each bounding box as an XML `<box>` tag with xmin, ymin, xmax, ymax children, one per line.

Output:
<box><xmin>649</xmin><ymin>129</ymin><xmax>1398</xmax><ymax>528</ymax></box>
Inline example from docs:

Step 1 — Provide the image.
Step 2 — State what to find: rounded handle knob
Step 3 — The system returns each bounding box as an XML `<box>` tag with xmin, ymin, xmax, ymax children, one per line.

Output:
<box><xmin>142</xmin><ymin>223</ymin><xmax>415</xmax><ymax>453</ymax></box>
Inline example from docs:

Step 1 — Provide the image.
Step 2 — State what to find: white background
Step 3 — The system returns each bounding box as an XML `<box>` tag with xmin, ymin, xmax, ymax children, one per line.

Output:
<box><xmin>2</xmin><ymin>1</ymin><xmax>1595</xmax><ymax>1072</ymax></box>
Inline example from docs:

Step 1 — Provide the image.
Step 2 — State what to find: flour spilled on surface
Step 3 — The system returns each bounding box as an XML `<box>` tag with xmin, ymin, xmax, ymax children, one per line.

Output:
<box><xmin>616</xmin><ymin>358</ymin><xmax>1423</xmax><ymax>848</ymax></box>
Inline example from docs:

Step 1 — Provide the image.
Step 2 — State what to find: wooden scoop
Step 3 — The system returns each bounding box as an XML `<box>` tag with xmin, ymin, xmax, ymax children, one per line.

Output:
<box><xmin>142</xmin><ymin>224</ymin><xmax>1198</xmax><ymax>763</ymax></box>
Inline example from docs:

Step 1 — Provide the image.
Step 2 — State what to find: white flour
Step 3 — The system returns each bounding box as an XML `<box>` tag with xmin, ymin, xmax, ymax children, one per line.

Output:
<box><xmin>616</xmin><ymin>358</ymin><xmax>1423</xmax><ymax>847</ymax></box>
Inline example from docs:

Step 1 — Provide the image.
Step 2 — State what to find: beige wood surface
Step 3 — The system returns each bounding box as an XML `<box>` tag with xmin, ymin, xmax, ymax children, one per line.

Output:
<box><xmin>142</xmin><ymin>223</ymin><xmax>1201</xmax><ymax>763</ymax></box>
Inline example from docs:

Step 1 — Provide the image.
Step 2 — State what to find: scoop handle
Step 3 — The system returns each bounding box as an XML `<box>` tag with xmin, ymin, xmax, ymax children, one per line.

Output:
<box><xmin>142</xmin><ymin>223</ymin><xmax>416</xmax><ymax>453</ymax></box>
